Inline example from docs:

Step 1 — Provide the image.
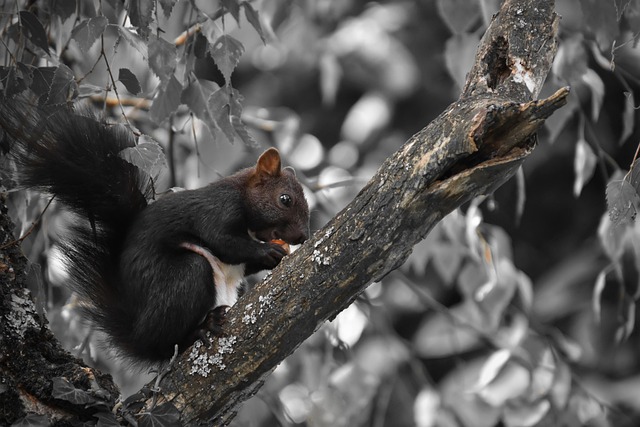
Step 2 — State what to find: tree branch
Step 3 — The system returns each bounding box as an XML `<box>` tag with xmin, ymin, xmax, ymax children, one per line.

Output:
<box><xmin>134</xmin><ymin>0</ymin><xmax>568</xmax><ymax>424</ymax></box>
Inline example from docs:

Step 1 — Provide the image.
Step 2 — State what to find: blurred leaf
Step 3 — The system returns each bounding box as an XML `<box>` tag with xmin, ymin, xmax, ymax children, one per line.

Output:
<box><xmin>551</xmin><ymin>35</ymin><xmax>588</xmax><ymax>84</ymax></box>
<box><xmin>119</xmin><ymin>136</ymin><xmax>167</xmax><ymax>179</ymax></box>
<box><xmin>573</xmin><ymin>393</ymin><xmax>604</xmax><ymax>424</ymax></box>
<box><xmin>432</xmin><ymin>242</ymin><xmax>465</xmax><ymax>285</ymax></box>
<box><xmin>606</xmin><ymin>175</ymin><xmax>640</xmax><ymax>228</ymax></box>
<box><xmin>117</xmin><ymin>26</ymin><xmax>149</xmax><ymax>59</ymax></box>
<box><xmin>503</xmin><ymin>399</ymin><xmax>550</xmax><ymax>427</ymax></box>
<box><xmin>150</xmin><ymin>75</ymin><xmax>182</xmax><ymax>123</ymax></box>
<box><xmin>78</xmin><ymin>83</ymin><xmax>105</xmax><ymax>98</ymax></box>
<box><xmin>476</xmin><ymin>349</ymin><xmax>511</xmax><ymax>389</ymax></box>
<box><xmin>444</xmin><ymin>33</ymin><xmax>480</xmax><ymax>90</ymax></box>
<box><xmin>581</xmin><ymin>0</ymin><xmax>619</xmax><ymax>50</ymax></box>
<box><xmin>243</xmin><ymin>2</ymin><xmax>266</xmax><ymax>43</ymax></box>
<box><xmin>457</xmin><ymin>261</ymin><xmax>489</xmax><ymax>299</ymax></box>
<box><xmin>148</xmin><ymin>36</ymin><xmax>177</xmax><ymax>84</ymax></box>
<box><xmin>581</xmin><ymin>69</ymin><xmax>605</xmax><ymax>121</ymax></box>
<box><xmin>158</xmin><ymin>0</ymin><xmax>177</xmax><ymax>18</ymax></box>
<box><xmin>413</xmin><ymin>387</ymin><xmax>440</xmax><ymax>427</ymax></box>
<box><xmin>477</xmin><ymin>361</ymin><xmax>529</xmax><ymax>406</ymax></box>
<box><xmin>492</xmin><ymin>312</ymin><xmax>528</xmax><ymax>349</ymax></box>
<box><xmin>530</xmin><ymin>348</ymin><xmax>555</xmax><ymax>399</ymax></box>
<box><xmin>440</xmin><ymin>358</ymin><xmax>502</xmax><ymax>427</ymax></box>
<box><xmin>19</xmin><ymin>11</ymin><xmax>50</xmax><ymax>54</ymax></box>
<box><xmin>592</xmin><ymin>268</ymin><xmax>607</xmax><ymax>323</ymax></box>
<box><xmin>413</xmin><ymin>301</ymin><xmax>483</xmax><ymax>357</ymax></box>
<box><xmin>118</xmin><ymin>68</ymin><xmax>142</xmax><ymax>95</ymax></box>
<box><xmin>221</xmin><ymin>0</ymin><xmax>241</xmax><ymax>24</ymax></box>
<box><xmin>128</xmin><ymin>0</ymin><xmax>154</xmax><ymax>38</ymax></box>
<box><xmin>52</xmin><ymin>0</ymin><xmax>76</xmax><ymax>22</ymax></box>
<box><xmin>621</xmin><ymin>92</ymin><xmax>636</xmax><ymax>145</ymax></box>
<box><xmin>320</xmin><ymin>53</ymin><xmax>341</xmax><ymax>106</ymax></box>
<box><xmin>181</xmin><ymin>78</ymin><xmax>219</xmax><ymax>136</ymax></box>
<box><xmin>615</xmin><ymin>297</ymin><xmax>635</xmax><ymax>343</ymax></box>
<box><xmin>52</xmin><ymin>377</ymin><xmax>97</xmax><ymax>405</ymax></box>
<box><xmin>436</xmin><ymin>0</ymin><xmax>480</xmax><ymax>34</ymax></box>
<box><xmin>544</xmin><ymin>87</ymin><xmax>577</xmax><ymax>144</ymax></box>
<box><xmin>573</xmin><ymin>138</ymin><xmax>597</xmax><ymax>197</ymax></box>
<box><xmin>341</xmin><ymin>92</ymin><xmax>392</xmax><ymax>145</ymax></box>
<box><xmin>550</xmin><ymin>359</ymin><xmax>572</xmax><ymax>409</ymax></box>
<box><xmin>210</xmin><ymin>34</ymin><xmax>244</xmax><ymax>84</ymax></box>
<box><xmin>71</xmin><ymin>16</ymin><xmax>108</xmax><ymax>53</ymax></box>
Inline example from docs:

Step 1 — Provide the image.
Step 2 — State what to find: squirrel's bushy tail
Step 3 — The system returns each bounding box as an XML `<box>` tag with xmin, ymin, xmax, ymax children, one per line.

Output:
<box><xmin>0</xmin><ymin>97</ymin><xmax>154</xmax><ymax>358</ymax></box>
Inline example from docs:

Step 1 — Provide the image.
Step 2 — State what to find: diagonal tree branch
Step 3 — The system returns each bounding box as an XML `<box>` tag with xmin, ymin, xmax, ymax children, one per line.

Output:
<box><xmin>134</xmin><ymin>0</ymin><xmax>569</xmax><ymax>424</ymax></box>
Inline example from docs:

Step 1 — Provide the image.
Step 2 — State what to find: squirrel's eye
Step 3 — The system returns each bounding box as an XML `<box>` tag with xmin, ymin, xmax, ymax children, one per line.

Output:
<box><xmin>279</xmin><ymin>194</ymin><xmax>292</xmax><ymax>207</ymax></box>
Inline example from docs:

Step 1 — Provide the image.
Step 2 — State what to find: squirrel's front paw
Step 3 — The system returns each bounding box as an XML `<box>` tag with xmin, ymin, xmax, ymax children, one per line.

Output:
<box><xmin>190</xmin><ymin>306</ymin><xmax>230</xmax><ymax>347</ymax></box>
<box><xmin>259</xmin><ymin>242</ymin><xmax>288</xmax><ymax>269</ymax></box>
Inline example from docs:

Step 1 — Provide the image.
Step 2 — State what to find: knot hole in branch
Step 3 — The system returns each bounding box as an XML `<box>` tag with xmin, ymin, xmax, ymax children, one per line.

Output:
<box><xmin>484</xmin><ymin>36</ymin><xmax>510</xmax><ymax>90</ymax></box>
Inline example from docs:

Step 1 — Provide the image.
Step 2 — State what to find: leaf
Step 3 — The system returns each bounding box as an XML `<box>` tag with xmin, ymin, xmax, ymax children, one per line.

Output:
<box><xmin>118</xmin><ymin>68</ymin><xmax>142</xmax><ymax>95</ymax></box>
<box><xmin>78</xmin><ymin>83</ymin><xmax>105</xmax><ymax>98</ymax></box>
<box><xmin>574</xmin><ymin>394</ymin><xmax>604</xmax><ymax>424</ymax></box>
<box><xmin>148</xmin><ymin>36</ymin><xmax>177</xmax><ymax>84</ymax></box>
<box><xmin>52</xmin><ymin>0</ymin><xmax>77</xmax><ymax>22</ymax></box>
<box><xmin>581</xmin><ymin>69</ymin><xmax>605</xmax><ymax>121</ymax></box>
<box><xmin>227</xmin><ymin>87</ymin><xmax>257</xmax><ymax>146</ymax></box>
<box><xmin>181</xmin><ymin>79</ymin><xmax>219</xmax><ymax>136</ymax></box>
<box><xmin>128</xmin><ymin>0</ymin><xmax>154</xmax><ymax>39</ymax></box>
<box><xmin>208</xmin><ymin>87</ymin><xmax>235</xmax><ymax>143</ymax></box>
<box><xmin>94</xmin><ymin>411</ymin><xmax>120</xmax><ymax>426</ymax></box>
<box><xmin>232</xmin><ymin>114</ymin><xmax>258</xmax><ymax>147</ymax></box>
<box><xmin>550</xmin><ymin>360</ymin><xmax>572</xmax><ymax>409</ymax></box>
<box><xmin>413</xmin><ymin>301</ymin><xmax>483</xmax><ymax>357</ymax></box>
<box><xmin>71</xmin><ymin>16</ymin><xmax>108</xmax><ymax>53</ymax></box>
<box><xmin>581</xmin><ymin>0</ymin><xmax>619</xmax><ymax>50</ymax></box>
<box><xmin>19</xmin><ymin>11</ymin><xmax>50</xmax><ymax>54</ymax></box>
<box><xmin>221</xmin><ymin>0</ymin><xmax>241</xmax><ymax>24</ymax></box>
<box><xmin>10</xmin><ymin>414</ymin><xmax>51</xmax><ymax>427</ymax></box>
<box><xmin>629</xmin><ymin>158</ymin><xmax>640</xmax><ymax>194</ymax></box>
<box><xmin>436</xmin><ymin>0</ymin><xmax>481</xmax><ymax>34</ymax></box>
<box><xmin>119</xmin><ymin>136</ymin><xmax>167</xmax><ymax>179</ymax></box>
<box><xmin>573</xmin><ymin>138</ymin><xmax>598</xmax><ymax>197</ymax></box>
<box><xmin>51</xmin><ymin>377</ymin><xmax>97</xmax><ymax>405</ymax></box>
<box><xmin>150</xmin><ymin>75</ymin><xmax>182</xmax><ymax>124</ymax></box>
<box><xmin>615</xmin><ymin>297</ymin><xmax>635</xmax><ymax>343</ymax></box>
<box><xmin>444</xmin><ymin>33</ymin><xmax>480</xmax><ymax>90</ymax></box>
<box><xmin>432</xmin><ymin>243</ymin><xmax>464</xmax><ymax>284</ymax></box>
<box><xmin>45</xmin><ymin>64</ymin><xmax>78</xmax><ymax>105</ymax></box>
<box><xmin>592</xmin><ymin>269</ymin><xmax>608</xmax><ymax>323</ymax></box>
<box><xmin>138</xmin><ymin>402</ymin><xmax>181</xmax><ymax>427</ymax></box>
<box><xmin>210</xmin><ymin>34</ymin><xmax>244</xmax><ymax>84</ymax></box>
<box><xmin>476</xmin><ymin>349</ymin><xmax>512</xmax><ymax>389</ymax></box>
<box><xmin>606</xmin><ymin>176</ymin><xmax>640</xmax><ymax>227</ymax></box>
<box><xmin>158</xmin><ymin>0</ymin><xmax>177</xmax><ymax>18</ymax></box>
<box><xmin>621</xmin><ymin>92</ymin><xmax>636</xmax><ymax>144</ymax></box>
<box><xmin>503</xmin><ymin>399</ymin><xmax>551</xmax><ymax>427</ymax></box>
<box><xmin>30</xmin><ymin>66</ymin><xmax>56</xmax><ymax>101</ymax></box>
<box><xmin>118</xmin><ymin>26</ymin><xmax>149</xmax><ymax>59</ymax></box>
<box><xmin>477</xmin><ymin>361</ymin><xmax>530</xmax><ymax>406</ymax></box>
<box><xmin>243</xmin><ymin>2</ymin><xmax>266</xmax><ymax>43</ymax></box>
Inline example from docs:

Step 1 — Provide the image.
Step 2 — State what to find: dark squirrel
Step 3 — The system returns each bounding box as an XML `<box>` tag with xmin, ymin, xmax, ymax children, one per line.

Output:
<box><xmin>0</xmin><ymin>98</ymin><xmax>310</xmax><ymax>363</ymax></box>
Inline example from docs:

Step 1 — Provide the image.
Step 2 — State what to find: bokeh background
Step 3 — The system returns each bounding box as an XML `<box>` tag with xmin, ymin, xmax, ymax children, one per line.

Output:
<box><xmin>5</xmin><ymin>0</ymin><xmax>640</xmax><ymax>426</ymax></box>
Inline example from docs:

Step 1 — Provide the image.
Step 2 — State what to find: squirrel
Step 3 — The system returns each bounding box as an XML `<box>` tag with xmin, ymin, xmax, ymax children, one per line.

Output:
<box><xmin>0</xmin><ymin>97</ymin><xmax>310</xmax><ymax>363</ymax></box>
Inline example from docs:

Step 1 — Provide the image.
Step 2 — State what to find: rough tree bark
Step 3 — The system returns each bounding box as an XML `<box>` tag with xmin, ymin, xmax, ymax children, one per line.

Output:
<box><xmin>0</xmin><ymin>0</ymin><xmax>567</xmax><ymax>425</ymax></box>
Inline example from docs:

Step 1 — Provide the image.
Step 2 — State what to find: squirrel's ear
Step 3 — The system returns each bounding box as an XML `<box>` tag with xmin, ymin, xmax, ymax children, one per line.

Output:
<box><xmin>283</xmin><ymin>166</ymin><xmax>296</xmax><ymax>177</ymax></box>
<box><xmin>256</xmin><ymin>148</ymin><xmax>281</xmax><ymax>176</ymax></box>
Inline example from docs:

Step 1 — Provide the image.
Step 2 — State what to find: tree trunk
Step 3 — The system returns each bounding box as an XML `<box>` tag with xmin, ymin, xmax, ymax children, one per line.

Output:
<box><xmin>0</xmin><ymin>0</ymin><xmax>567</xmax><ymax>425</ymax></box>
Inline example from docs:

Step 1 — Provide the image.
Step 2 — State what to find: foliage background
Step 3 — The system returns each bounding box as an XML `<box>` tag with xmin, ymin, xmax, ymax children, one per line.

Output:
<box><xmin>3</xmin><ymin>0</ymin><xmax>640</xmax><ymax>426</ymax></box>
